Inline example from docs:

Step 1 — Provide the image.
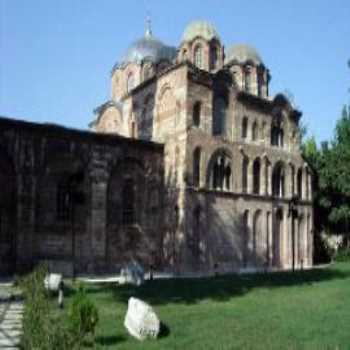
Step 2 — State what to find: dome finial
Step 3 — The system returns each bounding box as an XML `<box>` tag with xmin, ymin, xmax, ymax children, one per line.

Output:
<box><xmin>145</xmin><ymin>13</ymin><xmax>152</xmax><ymax>38</ymax></box>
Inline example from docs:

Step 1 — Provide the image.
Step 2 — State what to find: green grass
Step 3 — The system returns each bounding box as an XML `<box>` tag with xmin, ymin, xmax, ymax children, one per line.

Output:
<box><xmin>52</xmin><ymin>263</ymin><xmax>350</xmax><ymax>349</ymax></box>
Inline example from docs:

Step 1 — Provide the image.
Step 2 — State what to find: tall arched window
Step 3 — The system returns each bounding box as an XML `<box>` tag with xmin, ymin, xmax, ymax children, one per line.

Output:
<box><xmin>194</xmin><ymin>45</ymin><xmax>203</xmax><ymax>69</ymax></box>
<box><xmin>297</xmin><ymin>168</ymin><xmax>303</xmax><ymax>199</ymax></box>
<box><xmin>272</xmin><ymin>162</ymin><xmax>285</xmax><ymax>197</ymax></box>
<box><xmin>242</xmin><ymin>117</ymin><xmax>248</xmax><ymax>139</ymax></box>
<box><xmin>210</xmin><ymin>46</ymin><xmax>218</xmax><ymax>70</ymax></box>
<box><xmin>210</xmin><ymin>152</ymin><xmax>232</xmax><ymax>191</ymax></box>
<box><xmin>244</xmin><ymin>69</ymin><xmax>252</xmax><ymax>93</ymax></box>
<box><xmin>193</xmin><ymin>101</ymin><xmax>201</xmax><ymax>127</ymax></box>
<box><xmin>122</xmin><ymin>178</ymin><xmax>134</xmax><ymax>224</ymax></box>
<box><xmin>271</xmin><ymin>119</ymin><xmax>284</xmax><ymax>147</ymax></box>
<box><xmin>127</xmin><ymin>72</ymin><xmax>135</xmax><ymax>93</ymax></box>
<box><xmin>242</xmin><ymin>156</ymin><xmax>249</xmax><ymax>193</ymax></box>
<box><xmin>253</xmin><ymin>158</ymin><xmax>261</xmax><ymax>194</ymax></box>
<box><xmin>252</xmin><ymin>121</ymin><xmax>258</xmax><ymax>141</ymax></box>
<box><xmin>213</xmin><ymin>97</ymin><xmax>227</xmax><ymax>136</ymax></box>
<box><xmin>193</xmin><ymin>147</ymin><xmax>201</xmax><ymax>188</ymax></box>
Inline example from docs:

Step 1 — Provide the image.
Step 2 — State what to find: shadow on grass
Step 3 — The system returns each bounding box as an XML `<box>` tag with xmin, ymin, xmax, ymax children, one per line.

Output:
<box><xmin>64</xmin><ymin>264</ymin><xmax>350</xmax><ymax>307</ymax></box>
<box><xmin>95</xmin><ymin>335</ymin><xmax>126</xmax><ymax>346</ymax></box>
<box><xmin>159</xmin><ymin>322</ymin><xmax>170</xmax><ymax>338</ymax></box>
<box><xmin>108</xmin><ymin>264</ymin><xmax>350</xmax><ymax>306</ymax></box>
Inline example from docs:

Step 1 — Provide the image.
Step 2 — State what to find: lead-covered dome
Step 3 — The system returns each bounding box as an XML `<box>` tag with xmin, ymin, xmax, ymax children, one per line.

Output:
<box><xmin>114</xmin><ymin>31</ymin><xmax>176</xmax><ymax>69</ymax></box>
<box><xmin>225</xmin><ymin>44</ymin><xmax>263</xmax><ymax>66</ymax></box>
<box><xmin>182</xmin><ymin>20</ymin><xmax>220</xmax><ymax>42</ymax></box>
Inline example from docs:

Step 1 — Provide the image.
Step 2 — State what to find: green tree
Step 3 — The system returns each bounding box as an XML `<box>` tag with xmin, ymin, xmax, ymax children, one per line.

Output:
<box><xmin>302</xmin><ymin>61</ymin><xmax>350</xmax><ymax>254</ymax></box>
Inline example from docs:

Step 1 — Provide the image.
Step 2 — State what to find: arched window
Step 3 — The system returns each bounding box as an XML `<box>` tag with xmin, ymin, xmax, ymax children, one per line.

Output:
<box><xmin>127</xmin><ymin>72</ymin><xmax>135</xmax><ymax>93</ymax></box>
<box><xmin>244</xmin><ymin>69</ymin><xmax>252</xmax><ymax>93</ymax></box>
<box><xmin>193</xmin><ymin>147</ymin><xmax>201</xmax><ymax>188</ymax></box>
<box><xmin>253</xmin><ymin>158</ymin><xmax>261</xmax><ymax>194</ymax></box>
<box><xmin>252</xmin><ymin>121</ymin><xmax>258</xmax><ymax>141</ymax></box>
<box><xmin>210</xmin><ymin>45</ymin><xmax>218</xmax><ymax>70</ymax></box>
<box><xmin>193</xmin><ymin>101</ymin><xmax>201</xmax><ymax>127</ymax></box>
<box><xmin>271</xmin><ymin>119</ymin><xmax>284</xmax><ymax>148</ymax></box>
<box><xmin>213</xmin><ymin>97</ymin><xmax>227</xmax><ymax>136</ymax></box>
<box><xmin>271</xmin><ymin>126</ymin><xmax>279</xmax><ymax>146</ymax></box>
<box><xmin>122</xmin><ymin>178</ymin><xmax>134</xmax><ymax>224</ymax></box>
<box><xmin>242</xmin><ymin>156</ymin><xmax>249</xmax><ymax>193</ymax></box>
<box><xmin>242</xmin><ymin>117</ymin><xmax>248</xmax><ymax>139</ymax></box>
<box><xmin>194</xmin><ymin>45</ymin><xmax>203</xmax><ymax>69</ymax></box>
<box><xmin>272</xmin><ymin>162</ymin><xmax>285</xmax><ymax>197</ymax></box>
<box><xmin>56</xmin><ymin>178</ymin><xmax>71</xmax><ymax>222</ymax></box>
<box><xmin>210</xmin><ymin>152</ymin><xmax>232</xmax><ymax>191</ymax></box>
<box><xmin>297</xmin><ymin>168</ymin><xmax>303</xmax><ymax>199</ymax></box>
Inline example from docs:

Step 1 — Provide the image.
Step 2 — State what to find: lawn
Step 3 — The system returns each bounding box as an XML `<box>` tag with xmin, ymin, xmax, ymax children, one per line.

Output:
<box><xmin>54</xmin><ymin>263</ymin><xmax>350</xmax><ymax>349</ymax></box>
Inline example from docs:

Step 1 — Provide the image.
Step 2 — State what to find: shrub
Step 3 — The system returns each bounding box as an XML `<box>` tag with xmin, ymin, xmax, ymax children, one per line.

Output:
<box><xmin>69</xmin><ymin>284</ymin><xmax>99</xmax><ymax>343</ymax></box>
<box><xmin>20</xmin><ymin>264</ymin><xmax>75</xmax><ymax>350</ymax></box>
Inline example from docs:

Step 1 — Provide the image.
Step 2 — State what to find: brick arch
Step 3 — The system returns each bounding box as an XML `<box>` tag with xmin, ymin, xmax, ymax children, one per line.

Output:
<box><xmin>107</xmin><ymin>157</ymin><xmax>149</xmax><ymax>268</ymax></box>
<box><xmin>38</xmin><ymin>153</ymin><xmax>87</xmax><ymax>228</ymax></box>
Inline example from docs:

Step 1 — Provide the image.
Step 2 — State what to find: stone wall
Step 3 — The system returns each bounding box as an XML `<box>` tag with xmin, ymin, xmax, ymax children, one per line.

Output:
<box><xmin>0</xmin><ymin>117</ymin><xmax>164</xmax><ymax>275</ymax></box>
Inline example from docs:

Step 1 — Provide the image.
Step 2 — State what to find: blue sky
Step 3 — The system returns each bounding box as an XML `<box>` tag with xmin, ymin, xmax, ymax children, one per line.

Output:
<box><xmin>1</xmin><ymin>0</ymin><xmax>349</xmax><ymax>143</ymax></box>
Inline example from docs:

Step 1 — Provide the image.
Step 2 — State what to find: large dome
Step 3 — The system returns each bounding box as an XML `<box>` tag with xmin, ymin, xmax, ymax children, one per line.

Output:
<box><xmin>182</xmin><ymin>20</ymin><xmax>220</xmax><ymax>42</ymax></box>
<box><xmin>116</xmin><ymin>32</ymin><xmax>176</xmax><ymax>68</ymax></box>
<box><xmin>225</xmin><ymin>44</ymin><xmax>263</xmax><ymax>66</ymax></box>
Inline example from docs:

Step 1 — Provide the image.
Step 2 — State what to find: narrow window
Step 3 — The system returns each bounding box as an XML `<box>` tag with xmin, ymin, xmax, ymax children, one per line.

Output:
<box><xmin>242</xmin><ymin>157</ymin><xmax>249</xmax><ymax>193</ymax></box>
<box><xmin>194</xmin><ymin>45</ymin><xmax>203</xmax><ymax>69</ymax></box>
<box><xmin>272</xmin><ymin>163</ymin><xmax>285</xmax><ymax>197</ymax></box>
<box><xmin>253</xmin><ymin>159</ymin><xmax>261</xmax><ymax>194</ymax></box>
<box><xmin>213</xmin><ymin>97</ymin><xmax>227</xmax><ymax>136</ymax></box>
<box><xmin>122</xmin><ymin>178</ymin><xmax>134</xmax><ymax>224</ymax></box>
<box><xmin>193</xmin><ymin>148</ymin><xmax>201</xmax><ymax>188</ymax></box>
<box><xmin>193</xmin><ymin>101</ymin><xmax>201</xmax><ymax>127</ymax></box>
<box><xmin>297</xmin><ymin>168</ymin><xmax>303</xmax><ymax>199</ymax></box>
<box><xmin>210</xmin><ymin>46</ymin><xmax>218</xmax><ymax>70</ymax></box>
<box><xmin>242</xmin><ymin>117</ymin><xmax>248</xmax><ymax>139</ymax></box>
<box><xmin>245</xmin><ymin>69</ymin><xmax>252</xmax><ymax>93</ymax></box>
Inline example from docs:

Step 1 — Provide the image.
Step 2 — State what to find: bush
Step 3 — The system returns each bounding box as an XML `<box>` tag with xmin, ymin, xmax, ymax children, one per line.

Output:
<box><xmin>20</xmin><ymin>264</ymin><xmax>75</xmax><ymax>350</ymax></box>
<box><xmin>69</xmin><ymin>284</ymin><xmax>99</xmax><ymax>344</ymax></box>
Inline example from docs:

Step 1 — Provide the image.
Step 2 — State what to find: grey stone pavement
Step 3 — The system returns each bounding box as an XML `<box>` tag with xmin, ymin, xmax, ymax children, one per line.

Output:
<box><xmin>0</xmin><ymin>300</ymin><xmax>23</xmax><ymax>349</ymax></box>
<box><xmin>0</xmin><ymin>280</ymin><xmax>23</xmax><ymax>350</ymax></box>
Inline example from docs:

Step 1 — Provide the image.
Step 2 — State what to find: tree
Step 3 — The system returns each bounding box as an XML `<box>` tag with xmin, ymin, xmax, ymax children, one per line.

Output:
<box><xmin>302</xmin><ymin>61</ymin><xmax>350</xmax><ymax>253</ymax></box>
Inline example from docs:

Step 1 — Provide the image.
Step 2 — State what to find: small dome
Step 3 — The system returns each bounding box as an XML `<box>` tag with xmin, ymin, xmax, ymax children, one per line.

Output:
<box><xmin>182</xmin><ymin>20</ymin><xmax>220</xmax><ymax>42</ymax></box>
<box><xmin>115</xmin><ymin>32</ymin><xmax>176</xmax><ymax>69</ymax></box>
<box><xmin>225</xmin><ymin>44</ymin><xmax>263</xmax><ymax>66</ymax></box>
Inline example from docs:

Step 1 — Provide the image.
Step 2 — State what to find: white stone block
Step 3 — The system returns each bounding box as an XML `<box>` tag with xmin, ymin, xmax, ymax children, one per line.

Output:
<box><xmin>44</xmin><ymin>273</ymin><xmax>62</xmax><ymax>292</ymax></box>
<box><xmin>124</xmin><ymin>297</ymin><xmax>160</xmax><ymax>341</ymax></box>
